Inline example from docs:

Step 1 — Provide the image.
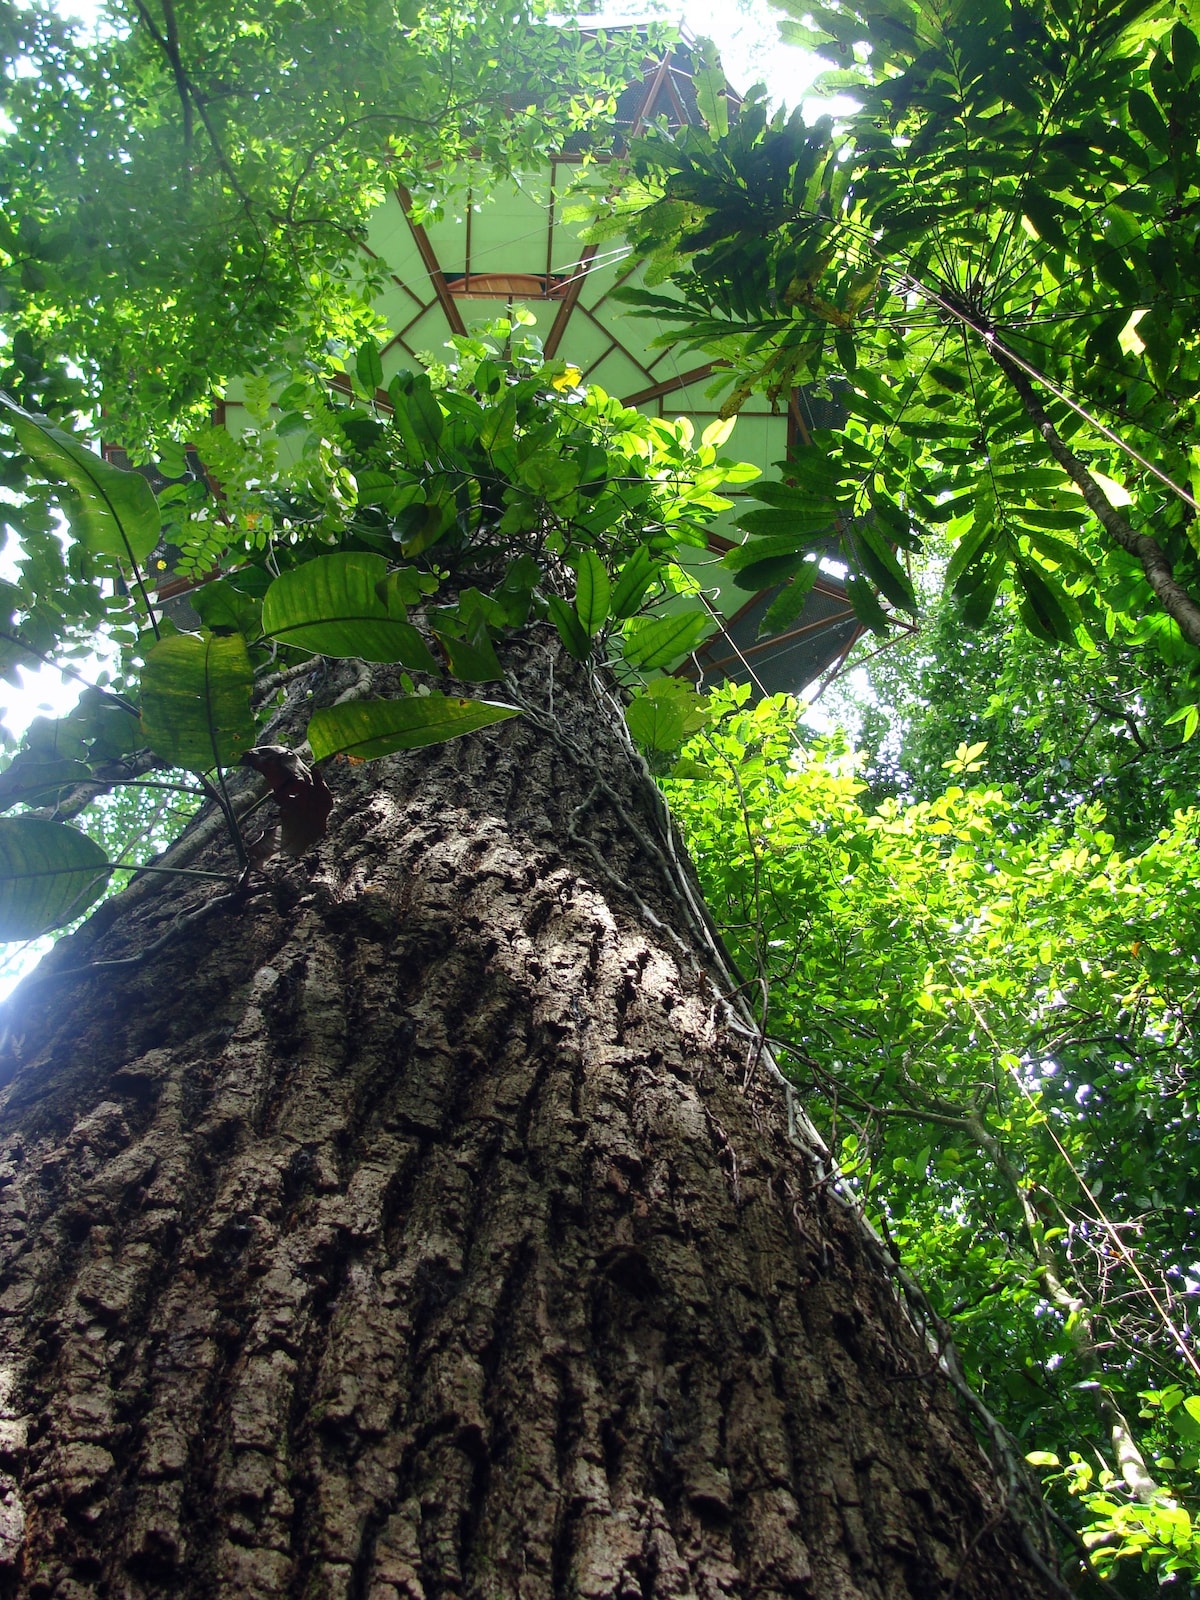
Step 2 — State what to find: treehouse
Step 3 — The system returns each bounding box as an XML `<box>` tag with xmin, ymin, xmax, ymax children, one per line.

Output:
<box><xmin>218</xmin><ymin>28</ymin><xmax>874</xmax><ymax>700</ymax></box>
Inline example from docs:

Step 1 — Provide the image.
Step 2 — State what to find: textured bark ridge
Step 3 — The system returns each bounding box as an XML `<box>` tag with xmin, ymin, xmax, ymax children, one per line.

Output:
<box><xmin>0</xmin><ymin>650</ymin><xmax>1059</xmax><ymax>1598</ymax></box>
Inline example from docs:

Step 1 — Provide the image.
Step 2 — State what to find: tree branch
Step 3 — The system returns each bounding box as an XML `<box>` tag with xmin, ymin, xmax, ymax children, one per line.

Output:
<box><xmin>987</xmin><ymin>343</ymin><xmax>1200</xmax><ymax>649</ymax></box>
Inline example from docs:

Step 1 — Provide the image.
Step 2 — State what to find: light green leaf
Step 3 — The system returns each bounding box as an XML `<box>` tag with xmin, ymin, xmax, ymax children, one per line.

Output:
<box><xmin>262</xmin><ymin>553</ymin><xmax>438</xmax><ymax>669</ymax></box>
<box><xmin>625</xmin><ymin>679</ymin><xmax>710</xmax><ymax>752</ymax></box>
<box><xmin>693</xmin><ymin>57</ymin><xmax>729</xmax><ymax>137</ymax></box>
<box><xmin>0</xmin><ymin>755</ymin><xmax>94</xmax><ymax>813</ymax></box>
<box><xmin>0</xmin><ymin>816</ymin><xmax>111</xmax><ymax>939</ymax></box>
<box><xmin>1164</xmin><ymin>703</ymin><xmax>1200</xmax><ymax>742</ymax></box>
<box><xmin>307</xmin><ymin>694</ymin><xmax>519</xmax><ymax>761</ymax></box>
<box><xmin>623</xmin><ymin>609</ymin><xmax>711</xmax><ymax>669</ymax></box>
<box><xmin>139</xmin><ymin>632</ymin><xmax>255</xmax><ymax>773</ymax></box>
<box><xmin>0</xmin><ymin>392</ymin><xmax>160</xmax><ymax>566</ymax></box>
<box><xmin>355</xmin><ymin>338</ymin><xmax>384</xmax><ymax>393</ymax></box>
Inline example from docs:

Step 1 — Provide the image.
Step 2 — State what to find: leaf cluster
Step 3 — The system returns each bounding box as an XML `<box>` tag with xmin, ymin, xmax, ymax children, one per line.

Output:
<box><xmin>619</xmin><ymin>0</ymin><xmax>1200</xmax><ymax>697</ymax></box>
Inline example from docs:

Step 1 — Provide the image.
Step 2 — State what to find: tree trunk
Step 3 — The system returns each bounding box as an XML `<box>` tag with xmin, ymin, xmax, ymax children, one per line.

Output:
<box><xmin>0</xmin><ymin>644</ymin><xmax>1060</xmax><ymax>1600</ymax></box>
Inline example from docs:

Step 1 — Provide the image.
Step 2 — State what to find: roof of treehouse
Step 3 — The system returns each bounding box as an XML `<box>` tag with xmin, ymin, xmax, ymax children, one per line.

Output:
<box><xmin>224</xmin><ymin>30</ymin><xmax>872</xmax><ymax>698</ymax></box>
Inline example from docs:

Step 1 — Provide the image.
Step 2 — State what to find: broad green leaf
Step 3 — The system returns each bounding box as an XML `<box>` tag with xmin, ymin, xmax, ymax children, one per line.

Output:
<box><xmin>307</xmin><ymin>694</ymin><xmax>519</xmax><ymax>761</ymax></box>
<box><xmin>738</xmin><ymin>503</ymin><xmax>839</xmax><ymax>539</ymax></box>
<box><xmin>733</xmin><ymin>553</ymin><xmax>811</xmax><ymax>592</ymax></box>
<box><xmin>852</xmin><ymin>522</ymin><xmax>917</xmax><ymax>615</ymax></box>
<box><xmin>1127</xmin><ymin>87</ymin><xmax>1169</xmax><ymax>149</ymax></box>
<box><xmin>0</xmin><ymin>393</ymin><xmax>160</xmax><ymax>566</ymax></box>
<box><xmin>701</xmin><ymin>416</ymin><xmax>736</xmax><ymax>449</ymax></box>
<box><xmin>845</xmin><ymin>573</ymin><xmax>891</xmax><ymax>636</ymax></box>
<box><xmin>0</xmin><ymin>756</ymin><xmax>94</xmax><ymax>813</ymax></box>
<box><xmin>1020</xmin><ymin>528</ymin><xmax>1094</xmax><ymax>576</ymax></box>
<box><xmin>191</xmin><ymin>578</ymin><xmax>263</xmax><ymax>639</ymax></box>
<box><xmin>1164</xmin><ymin>703</ymin><xmax>1200</xmax><ymax>742</ymax></box>
<box><xmin>724</xmin><ymin>534</ymin><xmax>812</xmax><ymax>573</ymax></box>
<box><xmin>1173</xmin><ymin>21</ymin><xmax>1200</xmax><ymax>81</ymax></box>
<box><xmin>407</xmin><ymin>378</ymin><xmax>445</xmax><ymax>452</ymax></box>
<box><xmin>625</xmin><ymin>679</ymin><xmax>710</xmax><ymax>752</ymax></box>
<box><xmin>262</xmin><ymin>553</ymin><xmax>438</xmax><ymax>669</ymax></box>
<box><xmin>1015</xmin><ymin>561</ymin><xmax>1078</xmax><ymax>644</ymax></box>
<box><xmin>377</xmin><ymin>566</ymin><xmax>437</xmax><ymax>609</ymax></box>
<box><xmin>0</xmin><ymin>816</ymin><xmax>110</xmax><ymax>938</ymax></box>
<box><xmin>393</xmin><ymin>500</ymin><xmax>449</xmax><ymax>557</ymax></box>
<box><xmin>433</xmin><ymin>616</ymin><xmax>504</xmax><ymax>682</ymax></box>
<box><xmin>493</xmin><ymin>554</ymin><xmax>541</xmax><ymax>627</ymax></box>
<box><xmin>761</xmin><ymin>558</ymin><xmax>821</xmax><ymax>634</ymax></box>
<box><xmin>944</xmin><ymin>522</ymin><xmax>996</xmax><ymax>591</ymax></box>
<box><xmin>610</xmin><ymin>547</ymin><xmax>659</xmax><ymax>619</ymax></box>
<box><xmin>959</xmin><ymin>559</ymin><xmax>1005</xmax><ymax>627</ymax></box>
<box><xmin>623</xmin><ymin>610</ymin><xmax>711</xmax><ymax>669</ymax></box>
<box><xmin>355</xmin><ymin>338</ymin><xmax>384</xmax><ymax>393</ymax></box>
<box><xmin>139</xmin><ymin>632</ymin><xmax>255</xmax><ymax>772</ymax></box>
<box><xmin>480</xmin><ymin>390</ymin><xmax>517</xmax><ymax>451</ymax></box>
<box><xmin>547</xmin><ymin>593</ymin><xmax>591</xmax><ymax>661</ymax></box>
<box><xmin>693</xmin><ymin>60</ymin><xmax>729</xmax><ymax>137</ymax></box>
<box><xmin>572</xmin><ymin>548</ymin><xmax>610</xmax><ymax>635</ymax></box>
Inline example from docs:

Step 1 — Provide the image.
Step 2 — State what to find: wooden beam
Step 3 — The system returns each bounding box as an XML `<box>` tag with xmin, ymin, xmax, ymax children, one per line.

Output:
<box><xmin>396</xmin><ymin>186</ymin><xmax>466</xmax><ymax>337</ymax></box>
<box><xmin>622</xmin><ymin>363</ymin><xmax>718</xmax><ymax>407</ymax></box>
<box><xmin>544</xmin><ymin>242</ymin><xmax>597</xmax><ymax>357</ymax></box>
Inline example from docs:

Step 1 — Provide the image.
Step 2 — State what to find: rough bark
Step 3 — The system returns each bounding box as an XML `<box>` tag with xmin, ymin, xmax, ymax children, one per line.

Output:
<box><xmin>0</xmin><ymin>644</ymin><xmax>1061</xmax><ymax>1599</ymax></box>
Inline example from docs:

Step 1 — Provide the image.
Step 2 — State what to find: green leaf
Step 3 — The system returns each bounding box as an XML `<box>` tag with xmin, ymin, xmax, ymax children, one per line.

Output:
<box><xmin>625</xmin><ymin>679</ymin><xmax>710</xmax><ymax>752</ymax></box>
<box><xmin>572</xmin><ymin>548</ymin><xmax>610</xmax><ymax>635</ymax></box>
<box><xmin>407</xmin><ymin>377</ymin><xmax>445</xmax><ymax>453</ymax></box>
<box><xmin>1020</xmin><ymin>528</ymin><xmax>1094</xmax><ymax>576</ymax></box>
<box><xmin>0</xmin><ymin>392</ymin><xmax>160</xmax><ymax>566</ymax></box>
<box><xmin>0</xmin><ymin>817</ymin><xmax>111</xmax><ymax>939</ymax></box>
<box><xmin>0</xmin><ymin>755</ymin><xmax>94</xmax><ymax>813</ymax></box>
<box><xmin>191</xmin><ymin>578</ymin><xmax>263</xmax><ymax>639</ymax></box>
<box><xmin>845</xmin><ymin>574</ymin><xmax>891</xmax><ymax>636</ymax></box>
<box><xmin>139</xmin><ymin>632</ymin><xmax>255</xmax><ymax>773</ymax></box>
<box><xmin>737</xmin><ymin>503</ymin><xmax>839</xmax><ymax>539</ymax></box>
<box><xmin>546</xmin><ymin>593</ymin><xmax>591</xmax><ymax>661</ymax></box>
<box><xmin>959</xmin><ymin>559</ymin><xmax>1004</xmax><ymax>627</ymax></box>
<box><xmin>480</xmin><ymin>390</ymin><xmax>517</xmax><ymax>451</ymax></box>
<box><xmin>1015</xmin><ymin>561</ymin><xmax>1078</xmax><ymax>644</ymax></box>
<box><xmin>724</xmin><ymin>534</ymin><xmax>810</xmax><ymax>572</ymax></box>
<box><xmin>356</xmin><ymin>338</ymin><xmax>384</xmax><ymax>393</ymax></box>
<box><xmin>852</xmin><ymin>522</ymin><xmax>917</xmax><ymax>615</ymax></box>
<box><xmin>610</xmin><ymin>547</ymin><xmax>660</xmax><ymax>619</ymax></box>
<box><xmin>693</xmin><ymin>59</ymin><xmax>729</xmax><ymax>137</ymax></box>
<box><xmin>433</xmin><ymin>615</ymin><xmax>504</xmax><ymax>682</ymax></box>
<box><xmin>1164</xmin><ymin>703</ymin><xmax>1200</xmax><ymax>743</ymax></box>
<box><xmin>761</xmin><ymin>559</ymin><xmax>821</xmax><ymax>633</ymax></box>
<box><xmin>262</xmin><ymin>553</ymin><xmax>439</xmax><ymax>669</ymax></box>
<box><xmin>623</xmin><ymin>610</ymin><xmax>711</xmax><ymax>669</ymax></box>
<box><xmin>1172</xmin><ymin>22</ymin><xmax>1200</xmax><ymax>82</ymax></box>
<box><xmin>492</xmin><ymin>554</ymin><xmax>541</xmax><ymax>628</ymax></box>
<box><xmin>733</xmin><ymin>553</ymin><xmax>812</xmax><ymax>591</ymax></box>
<box><xmin>944</xmin><ymin>522</ymin><xmax>995</xmax><ymax>591</ymax></box>
<box><xmin>393</xmin><ymin>500</ymin><xmax>449</xmax><ymax>557</ymax></box>
<box><xmin>307</xmin><ymin>694</ymin><xmax>519</xmax><ymax>761</ymax></box>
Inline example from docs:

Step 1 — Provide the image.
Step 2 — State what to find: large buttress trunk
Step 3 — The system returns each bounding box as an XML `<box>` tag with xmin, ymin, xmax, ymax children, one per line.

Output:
<box><xmin>0</xmin><ymin>651</ymin><xmax>1056</xmax><ymax>1599</ymax></box>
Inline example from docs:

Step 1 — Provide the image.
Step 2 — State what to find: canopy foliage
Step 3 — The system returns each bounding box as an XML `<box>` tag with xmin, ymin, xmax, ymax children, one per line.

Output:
<box><xmin>1</xmin><ymin>0</ymin><xmax>1199</xmax><ymax>1592</ymax></box>
<box><xmin>616</xmin><ymin>0</ymin><xmax>1200</xmax><ymax>708</ymax></box>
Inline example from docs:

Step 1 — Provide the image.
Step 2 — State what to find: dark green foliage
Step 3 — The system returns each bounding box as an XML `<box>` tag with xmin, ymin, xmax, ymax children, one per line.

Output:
<box><xmin>615</xmin><ymin>0</ymin><xmax>1200</xmax><ymax>712</ymax></box>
